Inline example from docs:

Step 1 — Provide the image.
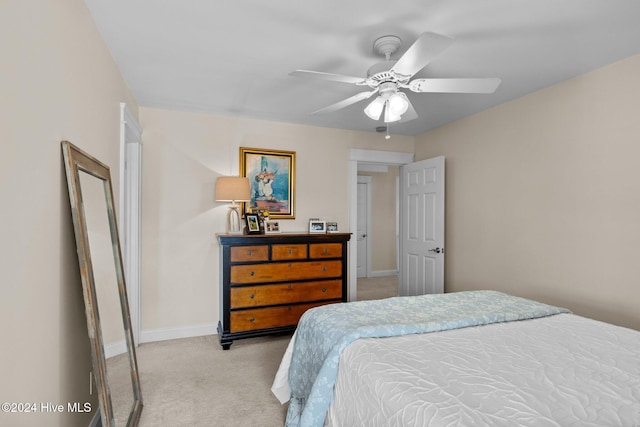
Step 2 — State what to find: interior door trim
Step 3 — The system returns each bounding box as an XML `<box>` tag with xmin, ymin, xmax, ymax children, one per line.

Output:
<box><xmin>357</xmin><ymin>175</ymin><xmax>372</xmax><ymax>278</ymax></box>
<box><xmin>120</xmin><ymin>103</ymin><xmax>142</xmax><ymax>346</ymax></box>
<box><xmin>348</xmin><ymin>149</ymin><xmax>414</xmax><ymax>301</ymax></box>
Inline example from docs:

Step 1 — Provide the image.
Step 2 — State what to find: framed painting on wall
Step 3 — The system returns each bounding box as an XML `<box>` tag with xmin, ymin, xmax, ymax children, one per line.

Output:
<box><xmin>240</xmin><ymin>147</ymin><xmax>295</xmax><ymax>219</ymax></box>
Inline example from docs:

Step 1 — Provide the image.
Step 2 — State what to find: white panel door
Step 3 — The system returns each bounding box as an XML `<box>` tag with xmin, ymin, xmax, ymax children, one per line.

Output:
<box><xmin>399</xmin><ymin>156</ymin><xmax>445</xmax><ymax>296</ymax></box>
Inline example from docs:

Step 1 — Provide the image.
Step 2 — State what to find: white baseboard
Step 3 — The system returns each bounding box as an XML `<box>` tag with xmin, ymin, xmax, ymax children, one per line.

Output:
<box><xmin>368</xmin><ymin>270</ymin><xmax>399</xmax><ymax>278</ymax></box>
<box><xmin>140</xmin><ymin>322</ymin><xmax>218</xmax><ymax>344</ymax></box>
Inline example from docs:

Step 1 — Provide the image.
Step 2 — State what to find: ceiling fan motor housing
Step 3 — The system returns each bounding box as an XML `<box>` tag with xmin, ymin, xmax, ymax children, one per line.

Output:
<box><xmin>367</xmin><ymin>60</ymin><xmax>398</xmax><ymax>82</ymax></box>
<box><xmin>377</xmin><ymin>81</ymin><xmax>398</xmax><ymax>98</ymax></box>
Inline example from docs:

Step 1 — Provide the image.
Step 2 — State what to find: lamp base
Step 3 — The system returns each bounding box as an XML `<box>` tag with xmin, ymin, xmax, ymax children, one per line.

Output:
<box><xmin>227</xmin><ymin>204</ymin><xmax>243</xmax><ymax>234</ymax></box>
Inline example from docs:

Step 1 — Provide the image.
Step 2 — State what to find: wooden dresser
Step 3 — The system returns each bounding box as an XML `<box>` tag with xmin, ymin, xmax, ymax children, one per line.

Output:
<box><xmin>217</xmin><ymin>233</ymin><xmax>351</xmax><ymax>349</ymax></box>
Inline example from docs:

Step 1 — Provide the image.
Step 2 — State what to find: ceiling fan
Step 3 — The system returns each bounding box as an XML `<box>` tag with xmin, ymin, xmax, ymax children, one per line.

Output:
<box><xmin>290</xmin><ymin>32</ymin><xmax>501</xmax><ymax>124</ymax></box>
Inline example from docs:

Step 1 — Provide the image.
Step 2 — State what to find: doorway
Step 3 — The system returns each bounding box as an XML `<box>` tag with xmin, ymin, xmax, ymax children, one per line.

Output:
<box><xmin>348</xmin><ymin>149</ymin><xmax>414</xmax><ymax>301</ymax></box>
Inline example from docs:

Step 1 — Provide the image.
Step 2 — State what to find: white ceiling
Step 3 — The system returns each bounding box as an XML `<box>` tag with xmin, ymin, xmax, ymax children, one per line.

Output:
<box><xmin>85</xmin><ymin>0</ymin><xmax>640</xmax><ymax>136</ymax></box>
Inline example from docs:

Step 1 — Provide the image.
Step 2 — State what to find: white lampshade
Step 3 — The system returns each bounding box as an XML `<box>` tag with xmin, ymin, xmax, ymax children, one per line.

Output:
<box><xmin>365</xmin><ymin>91</ymin><xmax>409</xmax><ymax>123</ymax></box>
<box><xmin>384</xmin><ymin>104</ymin><xmax>401</xmax><ymax>123</ymax></box>
<box><xmin>364</xmin><ymin>96</ymin><xmax>386</xmax><ymax>120</ymax></box>
<box><xmin>215</xmin><ymin>176</ymin><xmax>250</xmax><ymax>202</ymax></box>
<box><xmin>387</xmin><ymin>92</ymin><xmax>409</xmax><ymax>116</ymax></box>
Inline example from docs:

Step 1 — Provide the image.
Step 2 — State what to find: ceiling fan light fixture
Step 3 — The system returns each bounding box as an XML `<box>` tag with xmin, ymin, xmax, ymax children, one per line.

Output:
<box><xmin>364</xmin><ymin>96</ymin><xmax>385</xmax><ymax>120</ymax></box>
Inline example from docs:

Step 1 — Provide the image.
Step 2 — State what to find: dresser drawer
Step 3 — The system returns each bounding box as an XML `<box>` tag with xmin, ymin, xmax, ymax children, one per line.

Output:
<box><xmin>230</xmin><ymin>260</ymin><xmax>342</xmax><ymax>284</ymax></box>
<box><xmin>309</xmin><ymin>243</ymin><xmax>342</xmax><ymax>258</ymax></box>
<box><xmin>230</xmin><ymin>279</ymin><xmax>342</xmax><ymax>308</ymax></box>
<box><xmin>230</xmin><ymin>301</ymin><xmax>334</xmax><ymax>333</ymax></box>
<box><xmin>230</xmin><ymin>245</ymin><xmax>269</xmax><ymax>262</ymax></box>
<box><xmin>272</xmin><ymin>244</ymin><xmax>307</xmax><ymax>260</ymax></box>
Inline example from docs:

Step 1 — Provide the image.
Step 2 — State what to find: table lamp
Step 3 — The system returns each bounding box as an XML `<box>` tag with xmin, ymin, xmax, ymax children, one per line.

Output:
<box><xmin>215</xmin><ymin>176</ymin><xmax>251</xmax><ymax>234</ymax></box>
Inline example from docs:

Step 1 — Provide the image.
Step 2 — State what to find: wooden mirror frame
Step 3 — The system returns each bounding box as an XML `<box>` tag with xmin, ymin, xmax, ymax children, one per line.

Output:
<box><xmin>62</xmin><ymin>141</ymin><xmax>143</xmax><ymax>426</ymax></box>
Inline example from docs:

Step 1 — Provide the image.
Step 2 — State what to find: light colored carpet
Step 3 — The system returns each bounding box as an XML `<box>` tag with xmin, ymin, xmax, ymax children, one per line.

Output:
<box><xmin>136</xmin><ymin>334</ymin><xmax>290</xmax><ymax>426</ymax></box>
<box><xmin>356</xmin><ymin>275</ymin><xmax>399</xmax><ymax>301</ymax></box>
<box><xmin>110</xmin><ymin>276</ymin><xmax>397</xmax><ymax>426</ymax></box>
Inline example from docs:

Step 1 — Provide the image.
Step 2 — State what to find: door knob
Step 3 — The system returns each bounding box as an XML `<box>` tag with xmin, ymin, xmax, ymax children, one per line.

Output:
<box><xmin>428</xmin><ymin>247</ymin><xmax>443</xmax><ymax>254</ymax></box>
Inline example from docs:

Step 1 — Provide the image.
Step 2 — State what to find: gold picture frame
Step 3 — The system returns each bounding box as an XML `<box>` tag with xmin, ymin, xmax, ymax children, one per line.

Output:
<box><xmin>240</xmin><ymin>147</ymin><xmax>295</xmax><ymax>219</ymax></box>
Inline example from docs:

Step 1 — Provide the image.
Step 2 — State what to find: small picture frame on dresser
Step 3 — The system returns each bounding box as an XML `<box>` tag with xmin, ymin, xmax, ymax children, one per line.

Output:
<box><xmin>309</xmin><ymin>220</ymin><xmax>326</xmax><ymax>234</ymax></box>
<box><xmin>245</xmin><ymin>213</ymin><xmax>262</xmax><ymax>234</ymax></box>
<box><xmin>264</xmin><ymin>220</ymin><xmax>280</xmax><ymax>234</ymax></box>
<box><xmin>326</xmin><ymin>221</ymin><xmax>338</xmax><ymax>233</ymax></box>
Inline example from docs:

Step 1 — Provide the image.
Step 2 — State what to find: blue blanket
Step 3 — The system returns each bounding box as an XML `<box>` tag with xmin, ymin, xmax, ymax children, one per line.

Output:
<box><xmin>285</xmin><ymin>290</ymin><xmax>570</xmax><ymax>427</ymax></box>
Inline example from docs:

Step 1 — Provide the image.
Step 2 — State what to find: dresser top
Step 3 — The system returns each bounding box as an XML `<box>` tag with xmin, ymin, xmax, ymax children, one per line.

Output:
<box><xmin>217</xmin><ymin>232</ymin><xmax>351</xmax><ymax>245</ymax></box>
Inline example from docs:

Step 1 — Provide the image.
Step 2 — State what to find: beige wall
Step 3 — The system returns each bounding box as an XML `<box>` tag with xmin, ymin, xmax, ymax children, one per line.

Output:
<box><xmin>0</xmin><ymin>1</ymin><xmax>137</xmax><ymax>426</ymax></box>
<box><xmin>359</xmin><ymin>166</ymin><xmax>399</xmax><ymax>273</ymax></box>
<box><xmin>138</xmin><ymin>107</ymin><xmax>413</xmax><ymax>334</ymax></box>
<box><xmin>415</xmin><ymin>55</ymin><xmax>640</xmax><ymax>330</ymax></box>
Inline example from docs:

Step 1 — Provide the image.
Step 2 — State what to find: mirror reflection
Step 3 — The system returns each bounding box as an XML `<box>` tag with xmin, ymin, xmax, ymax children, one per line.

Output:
<box><xmin>78</xmin><ymin>171</ymin><xmax>135</xmax><ymax>425</ymax></box>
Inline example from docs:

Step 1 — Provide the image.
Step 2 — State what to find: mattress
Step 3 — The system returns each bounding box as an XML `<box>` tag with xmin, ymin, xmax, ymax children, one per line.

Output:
<box><xmin>325</xmin><ymin>313</ymin><xmax>640</xmax><ymax>427</ymax></box>
<box><xmin>277</xmin><ymin>290</ymin><xmax>571</xmax><ymax>427</ymax></box>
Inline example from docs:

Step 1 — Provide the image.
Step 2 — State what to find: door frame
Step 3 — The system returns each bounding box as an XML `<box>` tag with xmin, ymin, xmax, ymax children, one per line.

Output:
<box><xmin>119</xmin><ymin>103</ymin><xmax>142</xmax><ymax>346</ymax></box>
<box><xmin>356</xmin><ymin>175</ymin><xmax>372</xmax><ymax>278</ymax></box>
<box><xmin>348</xmin><ymin>149</ymin><xmax>414</xmax><ymax>301</ymax></box>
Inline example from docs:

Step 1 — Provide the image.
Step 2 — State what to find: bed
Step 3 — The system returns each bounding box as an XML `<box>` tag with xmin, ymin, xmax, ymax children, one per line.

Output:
<box><xmin>271</xmin><ymin>290</ymin><xmax>640</xmax><ymax>427</ymax></box>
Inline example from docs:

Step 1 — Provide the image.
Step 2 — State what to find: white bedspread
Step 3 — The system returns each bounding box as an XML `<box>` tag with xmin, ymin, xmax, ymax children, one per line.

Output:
<box><xmin>279</xmin><ymin>291</ymin><xmax>570</xmax><ymax>427</ymax></box>
<box><xmin>325</xmin><ymin>314</ymin><xmax>640</xmax><ymax>427</ymax></box>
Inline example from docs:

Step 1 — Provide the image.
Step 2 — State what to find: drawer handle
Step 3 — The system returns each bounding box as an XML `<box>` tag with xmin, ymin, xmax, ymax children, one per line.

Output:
<box><xmin>249</xmin><ymin>293</ymin><xmax>255</xmax><ymax>299</ymax></box>
<box><xmin>288</xmin><ymin>249</ymin><xmax>292</xmax><ymax>254</ymax></box>
<box><xmin>249</xmin><ymin>317</ymin><xmax>255</xmax><ymax>323</ymax></box>
<box><xmin>322</xmin><ymin>287</ymin><xmax>327</xmax><ymax>292</ymax></box>
<box><xmin>247</xmin><ymin>250</ymin><xmax>252</xmax><ymax>256</ymax></box>
<box><xmin>323</xmin><ymin>248</ymin><xmax>328</xmax><ymax>254</ymax></box>
<box><xmin>250</xmin><ymin>271</ymin><xmax>255</xmax><ymax>276</ymax></box>
<box><xmin>322</xmin><ymin>267</ymin><xmax>326</xmax><ymax>272</ymax></box>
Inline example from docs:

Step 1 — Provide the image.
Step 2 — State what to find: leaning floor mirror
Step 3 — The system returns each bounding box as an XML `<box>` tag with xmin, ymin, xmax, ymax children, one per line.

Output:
<box><xmin>62</xmin><ymin>141</ymin><xmax>143</xmax><ymax>426</ymax></box>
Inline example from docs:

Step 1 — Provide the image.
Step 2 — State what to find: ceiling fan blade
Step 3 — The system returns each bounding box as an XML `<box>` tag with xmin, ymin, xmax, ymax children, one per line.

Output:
<box><xmin>399</xmin><ymin>96</ymin><xmax>418</xmax><ymax>123</ymax></box>
<box><xmin>311</xmin><ymin>90</ymin><xmax>377</xmax><ymax>115</ymax></box>
<box><xmin>390</xmin><ymin>32</ymin><xmax>454</xmax><ymax>80</ymax></box>
<box><xmin>290</xmin><ymin>70</ymin><xmax>366</xmax><ymax>85</ymax></box>
<box><xmin>408</xmin><ymin>78</ymin><xmax>502</xmax><ymax>94</ymax></box>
